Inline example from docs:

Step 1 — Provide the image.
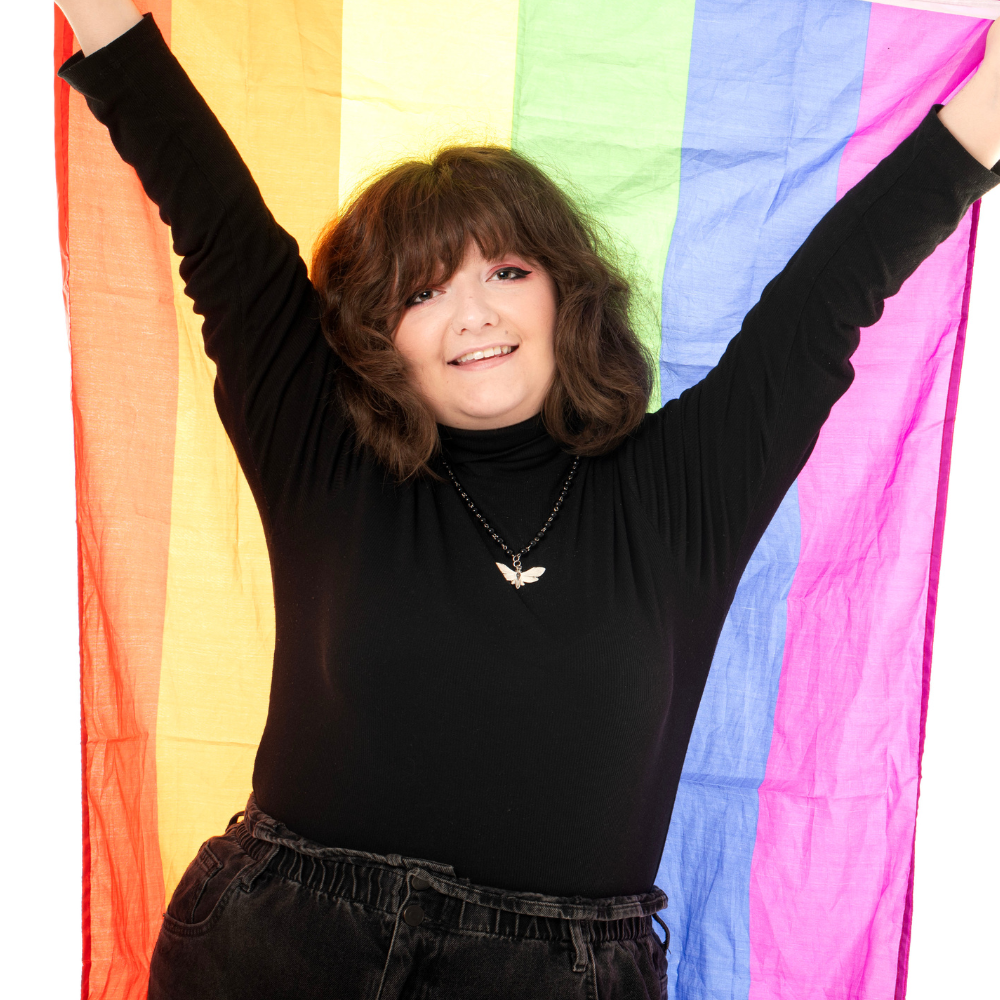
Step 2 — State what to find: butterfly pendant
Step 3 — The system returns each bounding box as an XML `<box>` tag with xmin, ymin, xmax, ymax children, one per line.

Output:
<box><xmin>496</xmin><ymin>562</ymin><xmax>546</xmax><ymax>589</ymax></box>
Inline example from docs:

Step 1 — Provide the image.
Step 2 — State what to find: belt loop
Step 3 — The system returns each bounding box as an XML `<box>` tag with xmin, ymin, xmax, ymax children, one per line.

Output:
<box><xmin>568</xmin><ymin>920</ymin><xmax>590</xmax><ymax>974</ymax></box>
<box><xmin>238</xmin><ymin>841</ymin><xmax>278</xmax><ymax>892</ymax></box>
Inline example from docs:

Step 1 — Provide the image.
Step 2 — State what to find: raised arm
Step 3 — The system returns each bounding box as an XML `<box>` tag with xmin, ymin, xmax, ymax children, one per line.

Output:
<box><xmin>56</xmin><ymin>7</ymin><xmax>339</xmax><ymax>524</ymax></box>
<box><xmin>628</xmin><ymin>31</ymin><xmax>1000</xmax><ymax>592</ymax></box>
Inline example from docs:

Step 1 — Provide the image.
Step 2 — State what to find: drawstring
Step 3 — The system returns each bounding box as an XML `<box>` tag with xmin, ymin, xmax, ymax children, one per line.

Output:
<box><xmin>653</xmin><ymin>913</ymin><xmax>670</xmax><ymax>955</ymax></box>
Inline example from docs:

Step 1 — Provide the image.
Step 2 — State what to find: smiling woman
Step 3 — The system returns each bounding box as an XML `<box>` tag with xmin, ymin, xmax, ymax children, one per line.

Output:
<box><xmin>312</xmin><ymin>144</ymin><xmax>652</xmax><ymax>478</ymax></box>
<box><xmin>393</xmin><ymin>248</ymin><xmax>558</xmax><ymax>432</ymax></box>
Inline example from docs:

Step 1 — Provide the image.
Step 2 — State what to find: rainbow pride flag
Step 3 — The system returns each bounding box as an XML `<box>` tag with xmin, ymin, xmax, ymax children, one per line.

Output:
<box><xmin>54</xmin><ymin>1</ymin><xmax>994</xmax><ymax>997</ymax></box>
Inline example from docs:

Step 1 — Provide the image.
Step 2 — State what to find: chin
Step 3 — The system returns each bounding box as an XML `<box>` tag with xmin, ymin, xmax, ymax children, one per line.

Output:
<box><xmin>451</xmin><ymin>399</ymin><xmax>537</xmax><ymax>429</ymax></box>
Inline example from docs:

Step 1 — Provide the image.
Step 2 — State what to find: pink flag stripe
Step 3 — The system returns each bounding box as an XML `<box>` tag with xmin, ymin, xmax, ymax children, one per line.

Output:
<box><xmin>748</xmin><ymin>9</ymin><xmax>989</xmax><ymax>999</ymax></box>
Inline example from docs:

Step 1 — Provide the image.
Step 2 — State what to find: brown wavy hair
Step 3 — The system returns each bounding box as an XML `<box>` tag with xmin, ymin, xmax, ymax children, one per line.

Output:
<box><xmin>311</xmin><ymin>145</ymin><xmax>653</xmax><ymax>480</ymax></box>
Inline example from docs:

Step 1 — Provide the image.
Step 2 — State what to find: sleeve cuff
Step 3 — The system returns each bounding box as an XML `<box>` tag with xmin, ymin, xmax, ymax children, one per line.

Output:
<box><xmin>925</xmin><ymin>103</ymin><xmax>1000</xmax><ymax>193</ymax></box>
<box><xmin>58</xmin><ymin>12</ymin><xmax>167</xmax><ymax>98</ymax></box>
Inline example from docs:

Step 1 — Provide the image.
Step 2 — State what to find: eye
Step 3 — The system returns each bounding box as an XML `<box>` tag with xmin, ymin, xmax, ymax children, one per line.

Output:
<box><xmin>491</xmin><ymin>266</ymin><xmax>532</xmax><ymax>282</ymax></box>
<box><xmin>407</xmin><ymin>288</ymin><xmax>439</xmax><ymax>307</ymax></box>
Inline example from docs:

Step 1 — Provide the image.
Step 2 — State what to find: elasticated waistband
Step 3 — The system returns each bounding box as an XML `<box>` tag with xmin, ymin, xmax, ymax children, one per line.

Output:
<box><xmin>233</xmin><ymin>794</ymin><xmax>667</xmax><ymax>946</ymax></box>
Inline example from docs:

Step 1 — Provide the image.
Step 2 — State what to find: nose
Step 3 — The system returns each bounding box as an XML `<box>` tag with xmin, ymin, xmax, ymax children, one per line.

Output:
<box><xmin>452</xmin><ymin>279</ymin><xmax>500</xmax><ymax>335</ymax></box>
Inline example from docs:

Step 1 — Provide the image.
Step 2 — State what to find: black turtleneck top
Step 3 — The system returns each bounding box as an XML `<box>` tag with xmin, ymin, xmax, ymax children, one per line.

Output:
<box><xmin>61</xmin><ymin>14</ymin><xmax>1000</xmax><ymax>898</ymax></box>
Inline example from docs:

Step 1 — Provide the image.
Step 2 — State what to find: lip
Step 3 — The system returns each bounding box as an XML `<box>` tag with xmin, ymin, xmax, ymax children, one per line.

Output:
<box><xmin>448</xmin><ymin>344</ymin><xmax>518</xmax><ymax>371</ymax></box>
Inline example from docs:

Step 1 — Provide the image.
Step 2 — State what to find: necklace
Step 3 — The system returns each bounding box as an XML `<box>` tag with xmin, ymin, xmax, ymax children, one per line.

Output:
<box><xmin>442</xmin><ymin>455</ymin><xmax>580</xmax><ymax>589</ymax></box>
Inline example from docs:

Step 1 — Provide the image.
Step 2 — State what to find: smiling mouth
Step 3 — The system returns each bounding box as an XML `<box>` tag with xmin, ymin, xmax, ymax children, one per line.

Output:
<box><xmin>449</xmin><ymin>345</ymin><xmax>517</xmax><ymax>366</ymax></box>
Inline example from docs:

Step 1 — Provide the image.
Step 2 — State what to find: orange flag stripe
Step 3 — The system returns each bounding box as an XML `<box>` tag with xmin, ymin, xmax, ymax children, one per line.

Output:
<box><xmin>58</xmin><ymin>3</ymin><xmax>175</xmax><ymax>997</ymax></box>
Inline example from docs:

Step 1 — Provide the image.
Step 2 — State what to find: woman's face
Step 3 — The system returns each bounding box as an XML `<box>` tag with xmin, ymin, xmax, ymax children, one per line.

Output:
<box><xmin>393</xmin><ymin>243</ymin><xmax>558</xmax><ymax>429</ymax></box>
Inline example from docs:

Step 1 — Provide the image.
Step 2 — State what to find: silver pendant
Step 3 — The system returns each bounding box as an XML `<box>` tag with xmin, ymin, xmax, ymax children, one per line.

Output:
<box><xmin>496</xmin><ymin>562</ymin><xmax>546</xmax><ymax>589</ymax></box>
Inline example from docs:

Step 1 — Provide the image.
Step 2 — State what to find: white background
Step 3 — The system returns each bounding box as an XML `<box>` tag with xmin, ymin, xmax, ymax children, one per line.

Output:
<box><xmin>0</xmin><ymin>4</ymin><xmax>995</xmax><ymax>995</ymax></box>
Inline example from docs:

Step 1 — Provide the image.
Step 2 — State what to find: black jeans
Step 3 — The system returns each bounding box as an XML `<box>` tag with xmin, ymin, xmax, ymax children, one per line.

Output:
<box><xmin>149</xmin><ymin>796</ymin><xmax>669</xmax><ymax>999</ymax></box>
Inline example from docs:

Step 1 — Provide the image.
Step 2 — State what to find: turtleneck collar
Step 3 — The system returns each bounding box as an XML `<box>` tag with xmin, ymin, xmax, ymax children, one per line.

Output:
<box><xmin>437</xmin><ymin>414</ymin><xmax>565</xmax><ymax>470</ymax></box>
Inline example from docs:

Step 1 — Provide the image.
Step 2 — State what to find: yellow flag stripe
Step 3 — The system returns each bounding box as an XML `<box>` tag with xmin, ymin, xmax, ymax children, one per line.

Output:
<box><xmin>338</xmin><ymin>0</ymin><xmax>521</xmax><ymax>207</ymax></box>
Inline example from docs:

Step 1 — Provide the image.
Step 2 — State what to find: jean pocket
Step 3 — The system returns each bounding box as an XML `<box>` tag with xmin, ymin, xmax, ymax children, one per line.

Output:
<box><xmin>658</xmin><ymin>963</ymin><xmax>669</xmax><ymax>1000</ymax></box>
<box><xmin>162</xmin><ymin>831</ymin><xmax>258</xmax><ymax>935</ymax></box>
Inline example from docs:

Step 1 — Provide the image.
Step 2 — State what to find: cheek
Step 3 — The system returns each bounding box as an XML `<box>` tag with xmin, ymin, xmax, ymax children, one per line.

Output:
<box><xmin>393</xmin><ymin>316</ymin><xmax>436</xmax><ymax>372</ymax></box>
<box><xmin>528</xmin><ymin>286</ymin><xmax>558</xmax><ymax>361</ymax></box>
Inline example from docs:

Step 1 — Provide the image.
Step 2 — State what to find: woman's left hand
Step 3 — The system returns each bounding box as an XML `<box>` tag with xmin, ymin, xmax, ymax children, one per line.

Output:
<box><xmin>938</xmin><ymin>19</ymin><xmax>1000</xmax><ymax>169</ymax></box>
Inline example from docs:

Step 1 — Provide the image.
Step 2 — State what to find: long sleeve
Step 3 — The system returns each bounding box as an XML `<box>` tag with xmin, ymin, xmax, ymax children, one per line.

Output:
<box><xmin>627</xmin><ymin>107</ymin><xmax>1000</xmax><ymax>594</ymax></box>
<box><xmin>59</xmin><ymin>14</ymin><xmax>340</xmax><ymax>529</ymax></box>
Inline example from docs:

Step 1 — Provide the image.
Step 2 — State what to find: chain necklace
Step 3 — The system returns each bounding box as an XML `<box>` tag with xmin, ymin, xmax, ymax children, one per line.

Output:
<box><xmin>442</xmin><ymin>455</ymin><xmax>580</xmax><ymax>589</ymax></box>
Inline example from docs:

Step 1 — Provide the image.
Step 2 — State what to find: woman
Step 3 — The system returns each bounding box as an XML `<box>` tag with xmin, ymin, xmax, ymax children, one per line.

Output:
<box><xmin>56</xmin><ymin>1</ymin><xmax>1000</xmax><ymax>998</ymax></box>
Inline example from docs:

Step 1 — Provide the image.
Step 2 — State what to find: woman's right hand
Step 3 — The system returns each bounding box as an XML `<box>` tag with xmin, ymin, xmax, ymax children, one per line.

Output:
<box><xmin>56</xmin><ymin>0</ymin><xmax>142</xmax><ymax>57</ymax></box>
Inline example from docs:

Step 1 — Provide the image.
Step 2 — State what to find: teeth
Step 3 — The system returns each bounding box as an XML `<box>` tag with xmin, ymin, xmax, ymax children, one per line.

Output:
<box><xmin>454</xmin><ymin>346</ymin><xmax>513</xmax><ymax>365</ymax></box>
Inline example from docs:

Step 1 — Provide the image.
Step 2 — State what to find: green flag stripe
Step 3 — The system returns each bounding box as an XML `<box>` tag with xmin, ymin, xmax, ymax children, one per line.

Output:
<box><xmin>511</xmin><ymin>0</ymin><xmax>697</xmax><ymax>408</ymax></box>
